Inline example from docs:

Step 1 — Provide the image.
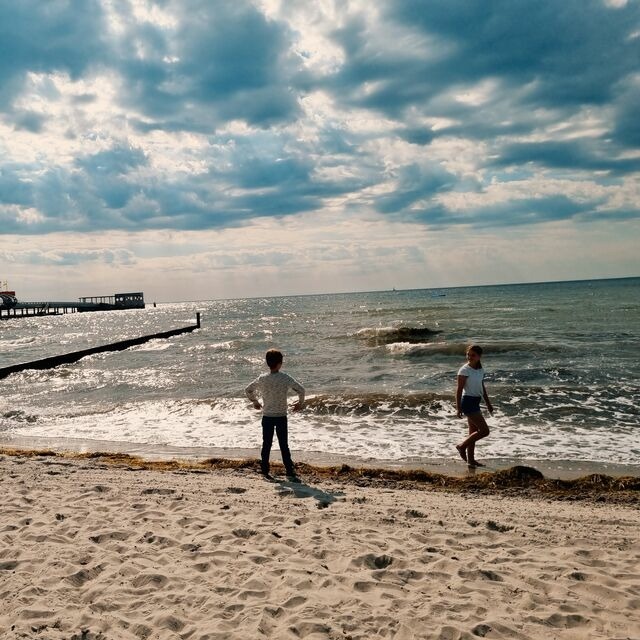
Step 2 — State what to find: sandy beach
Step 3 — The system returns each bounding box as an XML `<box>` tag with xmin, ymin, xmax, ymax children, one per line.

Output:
<box><xmin>1</xmin><ymin>451</ymin><xmax>639</xmax><ymax>640</ymax></box>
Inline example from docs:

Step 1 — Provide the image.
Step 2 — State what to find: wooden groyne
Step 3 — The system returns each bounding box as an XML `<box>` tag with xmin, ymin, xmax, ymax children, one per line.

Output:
<box><xmin>0</xmin><ymin>313</ymin><xmax>200</xmax><ymax>381</ymax></box>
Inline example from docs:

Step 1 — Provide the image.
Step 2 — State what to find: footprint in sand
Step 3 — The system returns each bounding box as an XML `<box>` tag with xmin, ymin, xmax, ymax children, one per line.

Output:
<box><xmin>545</xmin><ymin>613</ymin><xmax>589</xmax><ymax>628</ymax></box>
<box><xmin>90</xmin><ymin>485</ymin><xmax>110</xmax><ymax>493</ymax></box>
<box><xmin>353</xmin><ymin>581</ymin><xmax>377</xmax><ymax>592</ymax></box>
<box><xmin>153</xmin><ymin>614</ymin><xmax>185</xmax><ymax>632</ymax></box>
<box><xmin>66</xmin><ymin>565</ymin><xmax>105</xmax><ymax>587</ymax></box>
<box><xmin>232</xmin><ymin>528</ymin><xmax>257</xmax><ymax>539</ymax></box>
<box><xmin>89</xmin><ymin>531</ymin><xmax>130</xmax><ymax>544</ymax></box>
<box><xmin>131</xmin><ymin>573</ymin><xmax>168</xmax><ymax>589</ymax></box>
<box><xmin>283</xmin><ymin>595</ymin><xmax>307</xmax><ymax>608</ymax></box>
<box><xmin>138</xmin><ymin>532</ymin><xmax>177</xmax><ymax>547</ymax></box>
<box><xmin>459</xmin><ymin>568</ymin><xmax>504</xmax><ymax>582</ymax></box>
<box><xmin>226</xmin><ymin>487</ymin><xmax>247</xmax><ymax>494</ymax></box>
<box><xmin>353</xmin><ymin>554</ymin><xmax>393</xmax><ymax>570</ymax></box>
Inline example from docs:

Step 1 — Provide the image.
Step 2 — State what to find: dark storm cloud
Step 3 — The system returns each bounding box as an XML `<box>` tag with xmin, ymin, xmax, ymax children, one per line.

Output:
<box><xmin>0</xmin><ymin>165</ymin><xmax>34</xmax><ymax>206</ymax></box>
<box><xmin>0</xmin><ymin>0</ymin><xmax>106</xmax><ymax>109</ymax></box>
<box><xmin>412</xmin><ymin>195</ymin><xmax>606</xmax><ymax>228</ymax></box>
<box><xmin>3</xmin><ymin>133</ymin><xmax>367</xmax><ymax>234</ymax></box>
<box><xmin>331</xmin><ymin>0</ymin><xmax>640</xmax><ymax>112</ymax></box>
<box><xmin>114</xmin><ymin>0</ymin><xmax>302</xmax><ymax>130</ymax></box>
<box><xmin>375</xmin><ymin>163</ymin><xmax>461</xmax><ymax>214</ymax></box>
<box><xmin>494</xmin><ymin>140</ymin><xmax>640</xmax><ymax>173</ymax></box>
<box><xmin>325</xmin><ymin>1</ymin><xmax>640</xmax><ymax>175</ymax></box>
<box><xmin>611</xmin><ymin>80</ymin><xmax>640</xmax><ymax>148</ymax></box>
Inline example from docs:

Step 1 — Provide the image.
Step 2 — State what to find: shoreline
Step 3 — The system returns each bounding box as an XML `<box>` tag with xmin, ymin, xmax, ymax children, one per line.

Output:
<box><xmin>2</xmin><ymin>441</ymin><xmax>639</xmax><ymax>507</ymax></box>
<box><xmin>1</xmin><ymin>432</ymin><xmax>639</xmax><ymax>481</ymax></box>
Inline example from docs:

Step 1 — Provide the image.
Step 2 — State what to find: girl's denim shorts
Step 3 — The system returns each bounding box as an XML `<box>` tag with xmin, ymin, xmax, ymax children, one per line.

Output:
<box><xmin>461</xmin><ymin>395</ymin><xmax>482</xmax><ymax>416</ymax></box>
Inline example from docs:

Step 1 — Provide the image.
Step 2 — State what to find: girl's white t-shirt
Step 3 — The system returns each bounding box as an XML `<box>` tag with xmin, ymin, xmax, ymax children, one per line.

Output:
<box><xmin>457</xmin><ymin>363</ymin><xmax>484</xmax><ymax>397</ymax></box>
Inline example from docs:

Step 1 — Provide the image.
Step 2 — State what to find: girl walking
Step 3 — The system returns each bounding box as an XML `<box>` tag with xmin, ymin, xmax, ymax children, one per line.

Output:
<box><xmin>455</xmin><ymin>345</ymin><xmax>493</xmax><ymax>467</ymax></box>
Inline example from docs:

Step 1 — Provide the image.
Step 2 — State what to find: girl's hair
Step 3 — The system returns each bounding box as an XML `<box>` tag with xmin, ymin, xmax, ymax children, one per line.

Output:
<box><xmin>466</xmin><ymin>344</ymin><xmax>483</xmax><ymax>369</ymax></box>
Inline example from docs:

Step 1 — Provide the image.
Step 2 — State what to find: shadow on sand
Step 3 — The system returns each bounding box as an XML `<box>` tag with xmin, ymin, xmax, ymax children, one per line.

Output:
<box><xmin>272</xmin><ymin>477</ymin><xmax>345</xmax><ymax>508</ymax></box>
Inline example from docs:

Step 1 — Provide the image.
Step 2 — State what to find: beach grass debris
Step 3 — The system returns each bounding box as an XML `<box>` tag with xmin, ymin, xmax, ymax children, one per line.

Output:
<box><xmin>0</xmin><ymin>446</ymin><xmax>638</xmax><ymax>502</ymax></box>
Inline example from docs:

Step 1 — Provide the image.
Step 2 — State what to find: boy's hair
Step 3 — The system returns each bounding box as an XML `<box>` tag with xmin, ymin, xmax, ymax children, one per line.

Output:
<box><xmin>266</xmin><ymin>349</ymin><xmax>283</xmax><ymax>369</ymax></box>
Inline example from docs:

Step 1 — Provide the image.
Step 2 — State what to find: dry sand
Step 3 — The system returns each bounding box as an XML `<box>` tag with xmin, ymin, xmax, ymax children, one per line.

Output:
<box><xmin>0</xmin><ymin>452</ymin><xmax>638</xmax><ymax>640</ymax></box>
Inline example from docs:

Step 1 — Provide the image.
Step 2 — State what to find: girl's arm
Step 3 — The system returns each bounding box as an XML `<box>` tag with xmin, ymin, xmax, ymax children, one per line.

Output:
<box><xmin>455</xmin><ymin>375</ymin><xmax>466</xmax><ymax>418</ymax></box>
<box><xmin>482</xmin><ymin>381</ymin><xmax>493</xmax><ymax>414</ymax></box>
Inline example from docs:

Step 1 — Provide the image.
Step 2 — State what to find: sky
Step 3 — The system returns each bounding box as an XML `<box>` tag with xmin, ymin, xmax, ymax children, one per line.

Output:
<box><xmin>1</xmin><ymin>0</ymin><xmax>639</xmax><ymax>302</ymax></box>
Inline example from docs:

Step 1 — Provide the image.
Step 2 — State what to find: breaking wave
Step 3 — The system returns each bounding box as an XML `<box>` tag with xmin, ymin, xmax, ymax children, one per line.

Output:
<box><xmin>304</xmin><ymin>392</ymin><xmax>452</xmax><ymax>417</ymax></box>
<box><xmin>356</xmin><ymin>326</ymin><xmax>442</xmax><ymax>344</ymax></box>
<box><xmin>386</xmin><ymin>341</ymin><xmax>564</xmax><ymax>357</ymax></box>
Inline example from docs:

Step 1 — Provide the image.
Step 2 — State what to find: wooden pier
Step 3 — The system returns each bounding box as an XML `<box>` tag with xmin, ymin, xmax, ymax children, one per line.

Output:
<box><xmin>0</xmin><ymin>292</ymin><xmax>146</xmax><ymax>320</ymax></box>
<box><xmin>0</xmin><ymin>313</ymin><xmax>201</xmax><ymax>381</ymax></box>
<box><xmin>0</xmin><ymin>303</ymin><xmax>80</xmax><ymax>319</ymax></box>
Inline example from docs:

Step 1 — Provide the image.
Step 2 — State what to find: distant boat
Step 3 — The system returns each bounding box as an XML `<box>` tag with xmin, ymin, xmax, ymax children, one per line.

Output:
<box><xmin>431</xmin><ymin>292</ymin><xmax>446</xmax><ymax>297</ymax></box>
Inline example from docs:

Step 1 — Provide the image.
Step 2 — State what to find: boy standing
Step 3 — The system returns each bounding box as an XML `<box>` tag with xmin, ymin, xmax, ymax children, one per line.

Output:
<box><xmin>245</xmin><ymin>349</ymin><xmax>305</xmax><ymax>480</ymax></box>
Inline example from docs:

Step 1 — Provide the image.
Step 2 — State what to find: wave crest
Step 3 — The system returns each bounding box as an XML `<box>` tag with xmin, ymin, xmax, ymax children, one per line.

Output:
<box><xmin>304</xmin><ymin>392</ymin><xmax>452</xmax><ymax>417</ymax></box>
<box><xmin>356</xmin><ymin>326</ymin><xmax>441</xmax><ymax>344</ymax></box>
<box><xmin>386</xmin><ymin>341</ymin><xmax>563</xmax><ymax>357</ymax></box>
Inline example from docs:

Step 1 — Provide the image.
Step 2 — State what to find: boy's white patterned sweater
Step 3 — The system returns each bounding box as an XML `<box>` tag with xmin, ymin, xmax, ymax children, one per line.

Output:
<box><xmin>245</xmin><ymin>371</ymin><xmax>305</xmax><ymax>417</ymax></box>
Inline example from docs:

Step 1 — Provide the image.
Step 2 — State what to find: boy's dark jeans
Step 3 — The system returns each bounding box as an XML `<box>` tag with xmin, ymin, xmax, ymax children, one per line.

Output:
<box><xmin>261</xmin><ymin>415</ymin><xmax>294</xmax><ymax>475</ymax></box>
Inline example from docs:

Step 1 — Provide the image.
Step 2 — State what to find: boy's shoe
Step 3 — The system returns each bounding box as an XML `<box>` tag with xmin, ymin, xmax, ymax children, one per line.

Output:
<box><xmin>286</xmin><ymin>474</ymin><xmax>301</xmax><ymax>483</ymax></box>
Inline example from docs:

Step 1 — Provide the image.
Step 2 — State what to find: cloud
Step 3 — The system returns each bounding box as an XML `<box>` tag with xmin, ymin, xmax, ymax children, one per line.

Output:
<box><xmin>0</xmin><ymin>0</ymin><xmax>107</xmax><ymax>110</ymax></box>
<box><xmin>0</xmin><ymin>0</ymin><xmax>638</xmax><ymax>258</ymax></box>
<box><xmin>493</xmin><ymin>140</ymin><xmax>640</xmax><ymax>174</ymax></box>
<box><xmin>375</xmin><ymin>162</ymin><xmax>460</xmax><ymax>214</ymax></box>
<box><xmin>0</xmin><ymin>247</ymin><xmax>136</xmax><ymax>266</ymax></box>
<box><xmin>611</xmin><ymin>76</ymin><xmax>640</xmax><ymax>148</ymax></box>
<box><xmin>113</xmin><ymin>0</ymin><xmax>303</xmax><ymax>131</ymax></box>
<box><xmin>0</xmin><ymin>164</ymin><xmax>34</xmax><ymax>206</ymax></box>
<box><xmin>339</xmin><ymin>0</ymin><xmax>640</xmax><ymax>112</ymax></box>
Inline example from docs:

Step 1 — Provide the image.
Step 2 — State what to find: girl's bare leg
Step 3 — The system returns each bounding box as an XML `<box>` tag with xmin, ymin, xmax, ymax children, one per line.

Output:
<box><xmin>459</xmin><ymin>414</ymin><xmax>489</xmax><ymax>465</ymax></box>
<box><xmin>467</xmin><ymin>419</ymin><xmax>478</xmax><ymax>465</ymax></box>
<box><xmin>457</xmin><ymin>419</ymin><xmax>477</xmax><ymax>461</ymax></box>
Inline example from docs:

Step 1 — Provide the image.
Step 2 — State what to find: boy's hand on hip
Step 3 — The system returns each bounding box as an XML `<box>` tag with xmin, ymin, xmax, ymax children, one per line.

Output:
<box><xmin>291</xmin><ymin>401</ymin><xmax>303</xmax><ymax>412</ymax></box>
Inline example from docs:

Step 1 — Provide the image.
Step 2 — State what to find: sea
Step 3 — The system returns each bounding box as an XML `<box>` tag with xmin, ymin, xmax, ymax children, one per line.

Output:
<box><xmin>1</xmin><ymin>277</ymin><xmax>639</xmax><ymax>468</ymax></box>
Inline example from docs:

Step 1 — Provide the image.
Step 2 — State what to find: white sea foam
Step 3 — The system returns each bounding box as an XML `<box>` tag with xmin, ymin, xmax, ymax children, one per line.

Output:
<box><xmin>4</xmin><ymin>396</ymin><xmax>639</xmax><ymax>464</ymax></box>
<box><xmin>209</xmin><ymin>341</ymin><xmax>235</xmax><ymax>350</ymax></box>
<box><xmin>0</xmin><ymin>336</ymin><xmax>38</xmax><ymax>349</ymax></box>
<box><xmin>131</xmin><ymin>340</ymin><xmax>173</xmax><ymax>351</ymax></box>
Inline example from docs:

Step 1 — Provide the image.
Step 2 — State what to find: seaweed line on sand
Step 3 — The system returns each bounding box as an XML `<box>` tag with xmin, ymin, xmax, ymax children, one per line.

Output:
<box><xmin>1</xmin><ymin>447</ymin><xmax>638</xmax><ymax>504</ymax></box>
